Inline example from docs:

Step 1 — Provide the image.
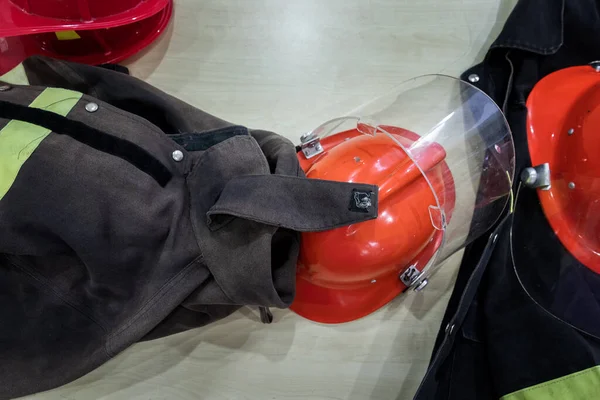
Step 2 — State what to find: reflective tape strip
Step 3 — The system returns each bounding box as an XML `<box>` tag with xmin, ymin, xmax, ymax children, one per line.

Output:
<box><xmin>0</xmin><ymin>88</ymin><xmax>82</xmax><ymax>200</ymax></box>
<box><xmin>501</xmin><ymin>365</ymin><xmax>600</xmax><ymax>400</ymax></box>
<box><xmin>55</xmin><ymin>31</ymin><xmax>81</xmax><ymax>41</ymax></box>
<box><xmin>0</xmin><ymin>63</ymin><xmax>29</xmax><ymax>85</ymax></box>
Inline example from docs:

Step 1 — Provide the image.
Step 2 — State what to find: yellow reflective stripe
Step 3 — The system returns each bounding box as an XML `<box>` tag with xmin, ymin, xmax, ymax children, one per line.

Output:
<box><xmin>55</xmin><ymin>30</ymin><xmax>81</xmax><ymax>41</ymax></box>
<box><xmin>27</xmin><ymin>87</ymin><xmax>83</xmax><ymax>110</ymax></box>
<box><xmin>501</xmin><ymin>365</ymin><xmax>600</xmax><ymax>400</ymax></box>
<box><xmin>0</xmin><ymin>88</ymin><xmax>83</xmax><ymax>200</ymax></box>
<box><xmin>0</xmin><ymin>63</ymin><xmax>29</xmax><ymax>85</ymax></box>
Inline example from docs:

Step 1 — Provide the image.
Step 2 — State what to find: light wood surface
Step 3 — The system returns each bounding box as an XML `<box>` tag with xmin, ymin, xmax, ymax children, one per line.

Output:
<box><xmin>22</xmin><ymin>0</ymin><xmax>517</xmax><ymax>399</ymax></box>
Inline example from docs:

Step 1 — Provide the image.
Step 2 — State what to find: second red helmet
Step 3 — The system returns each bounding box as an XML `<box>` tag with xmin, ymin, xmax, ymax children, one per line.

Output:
<box><xmin>0</xmin><ymin>0</ymin><xmax>173</xmax><ymax>75</ymax></box>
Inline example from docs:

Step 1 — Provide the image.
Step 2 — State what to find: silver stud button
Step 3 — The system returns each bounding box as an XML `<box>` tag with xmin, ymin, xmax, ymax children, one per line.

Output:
<box><xmin>468</xmin><ymin>74</ymin><xmax>480</xmax><ymax>83</ymax></box>
<box><xmin>0</xmin><ymin>84</ymin><xmax>11</xmax><ymax>92</ymax></box>
<box><xmin>85</xmin><ymin>102</ymin><xmax>99</xmax><ymax>113</ymax></box>
<box><xmin>568</xmin><ymin>182</ymin><xmax>576</xmax><ymax>190</ymax></box>
<box><xmin>172</xmin><ymin>150</ymin><xmax>184</xmax><ymax>162</ymax></box>
<box><xmin>568</xmin><ymin>128</ymin><xmax>574</xmax><ymax>136</ymax></box>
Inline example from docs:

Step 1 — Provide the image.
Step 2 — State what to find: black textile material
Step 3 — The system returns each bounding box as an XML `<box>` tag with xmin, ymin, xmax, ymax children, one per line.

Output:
<box><xmin>416</xmin><ymin>0</ymin><xmax>600</xmax><ymax>398</ymax></box>
<box><xmin>0</xmin><ymin>56</ymin><xmax>381</xmax><ymax>398</ymax></box>
<box><xmin>170</xmin><ymin>126</ymin><xmax>249</xmax><ymax>151</ymax></box>
<box><xmin>98</xmin><ymin>63</ymin><xmax>130</xmax><ymax>75</ymax></box>
<box><xmin>414</xmin><ymin>218</ymin><xmax>509</xmax><ymax>399</ymax></box>
<box><xmin>207</xmin><ymin>175</ymin><xmax>378</xmax><ymax>232</ymax></box>
<box><xmin>23</xmin><ymin>56</ymin><xmax>233</xmax><ymax>135</ymax></box>
<box><xmin>0</xmin><ymin>99</ymin><xmax>172</xmax><ymax>187</ymax></box>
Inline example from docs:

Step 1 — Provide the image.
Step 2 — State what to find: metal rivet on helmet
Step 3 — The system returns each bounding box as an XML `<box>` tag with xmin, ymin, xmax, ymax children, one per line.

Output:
<box><xmin>521</xmin><ymin>164</ymin><xmax>551</xmax><ymax>190</ymax></box>
<box><xmin>414</xmin><ymin>279</ymin><xmax>429</xmax><ymax>292</ymax></box>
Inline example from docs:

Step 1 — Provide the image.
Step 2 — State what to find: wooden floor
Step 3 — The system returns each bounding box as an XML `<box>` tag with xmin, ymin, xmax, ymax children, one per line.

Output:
<box><xmin>23</xmin><ymin>0</ymin><xmax>516</xmax><ymax>399</ymax></box>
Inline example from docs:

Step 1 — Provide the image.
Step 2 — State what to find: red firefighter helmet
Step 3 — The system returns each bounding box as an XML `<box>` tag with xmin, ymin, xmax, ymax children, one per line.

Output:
<box><xmin>291</xmin><ymin>75</ymin><xmax>515</xmax><ymax>324</ymax></box>
<box><xmin>0</xmin><ymin>0</ymin><xmax>172</xmax><ymax>74</ymax></box>
<box><xmin>526</xmin><ymin>63</ymin><xmax>600</xmax><ymax>273</ymax></box>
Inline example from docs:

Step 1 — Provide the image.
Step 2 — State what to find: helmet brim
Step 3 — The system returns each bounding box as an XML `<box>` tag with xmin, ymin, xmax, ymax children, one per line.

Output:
<box><xmin>0</xmin><ymin>0</ymin><xmax>169</xmax><ymax>37</ymax></box>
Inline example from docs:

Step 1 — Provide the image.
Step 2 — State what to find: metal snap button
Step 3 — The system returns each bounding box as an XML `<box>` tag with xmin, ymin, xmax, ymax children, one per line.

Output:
<box><xmin>468</xmin><ymin>74</ymin><xmax>480</xmax><ymax>83</ymax></box>
<box><xmin>172</xmin><ymin>150</ymin><xmax>184</xmax><ymax>162</ymax></box>
<box><xmin>85</xmin><ymin>102</ymin><xmax>99</xmax><ymax>113</ymax></box>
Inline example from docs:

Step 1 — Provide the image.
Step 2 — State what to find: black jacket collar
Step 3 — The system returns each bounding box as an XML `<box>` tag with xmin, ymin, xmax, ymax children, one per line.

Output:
<box><xmin>490</xmin><ymin>0</ymin><xmax>564</xmax><ymax>55</ymax></box>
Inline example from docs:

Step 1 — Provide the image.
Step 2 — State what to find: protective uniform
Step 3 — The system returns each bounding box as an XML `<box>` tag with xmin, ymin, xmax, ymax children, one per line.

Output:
<box><xmin>291</xmin><ymin>75</ymin><xmax>515</xmax><ymax>323</ymax></box>
<box><xmin>0</xmin><ymin>56</ymin><xmax>376</xmax><ymax>399</ymax></box>
<box><xmin>416</xmin><ymin>0</ymin><xmax>600</xmax><ymax>398</ymax></box>
<box><xmin>0</xmin><ymin>0</ymin><xmax>172</xmax><ymax>75</ymax></box>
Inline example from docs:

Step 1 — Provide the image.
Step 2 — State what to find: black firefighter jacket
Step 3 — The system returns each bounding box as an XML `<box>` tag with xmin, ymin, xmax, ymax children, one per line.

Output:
<box><xmin>415</xmin><ymin>0</ymin><xmax>600</xmax><ymax>399</ymax></box>
<box><xmin>0</xmin><ymin>56</ymin><xmax>379</xmax><ymax>399</ymax></box>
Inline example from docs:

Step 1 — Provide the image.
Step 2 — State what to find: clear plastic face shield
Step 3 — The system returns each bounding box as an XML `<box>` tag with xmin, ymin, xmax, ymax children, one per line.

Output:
<box><xmin>299</xmin><ymin>75</ymin><xmax>515</xmax><ymax>289</ymax></box>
